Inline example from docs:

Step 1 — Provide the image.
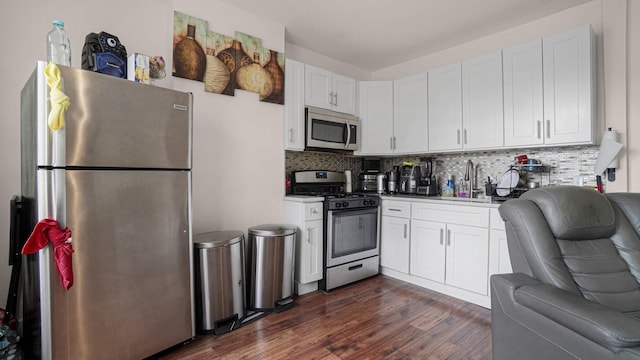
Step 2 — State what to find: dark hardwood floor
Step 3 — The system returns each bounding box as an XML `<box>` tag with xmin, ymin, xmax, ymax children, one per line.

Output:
<box><xmin>158</xmin><ymin>275</ymin><xmax>492</xmax><ymax>359</ymax></box>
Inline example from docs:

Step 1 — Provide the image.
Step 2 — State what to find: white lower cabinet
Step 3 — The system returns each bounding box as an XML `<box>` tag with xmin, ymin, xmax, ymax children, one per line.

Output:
<box><xmin>490</xmin><ymin>228</ymin><xmax>511</xmax><ymax>272</ymax></box>
<box><xmin>299</xmin><ymin>218</ymin><xmax>323</xmax><ymax>283</ymax></box>
<box><xmin>488</xmin><ymin>208</ymin><xmax>512</xmax><ymax>288</ymax></box>
<box><xmin>380</xmin><ymin>197</ymin><xmax>494</xmax><ymax>308</ymax></box>
<box><xmin>381</xmin><ymin>216</ymin><xmax>410</xmax><ymax>274</ymax></box>
<box><xmin>380</xmin><ymin>200</ymin><xmax>411</xmax><ymax>273</ymax></box>
<box><xmin>410</xmin><ymin>219</ymin><xmax>446</xmax><ymax>282</ymax></box>
<box><xmin>445</xmin><ymin>223</ymin><xmax>489</xmax><ymax>294</ymax></box>
<box><xmin>283</xmin><ymin>198</ymin><xmax>324</xmax><ymax>295</ymax></box>
<box><xmin>410</xmin><ymin>220</ymin><xmax>489</xmax><ymax>295</ymax></box>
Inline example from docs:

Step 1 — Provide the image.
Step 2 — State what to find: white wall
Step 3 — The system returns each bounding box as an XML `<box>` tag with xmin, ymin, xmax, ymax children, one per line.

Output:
<box><xmin>628</xmin><ymin>0</ymin><xmax>640</xmax><ymax>192</ymax></box>
<box><xmin>0</xmin><ymin>0</ymin><xmax>285</xmax><ymax>307</ymax></box>
<box><xmin>285</xmin><ymin>42</ymin><xmax>372</xmax><ymax>80</ymax></box>
<box><xmin>172</xmin><ymin>1</ymin><xmax>285</xmax><ymax>234</ymax></box>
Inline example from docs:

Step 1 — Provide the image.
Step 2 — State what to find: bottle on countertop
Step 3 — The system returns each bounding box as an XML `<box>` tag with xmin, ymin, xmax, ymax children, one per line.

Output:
<box><xmin>457</xmin><ymin>178</ymin><xmax>468</xmax><ymax>198</ymax></box>
<box><xmin>445</xmin><ymin>175</ymin><xmax>455</xmax><ymax>197</ymax></box>
<box><xmin>47</xmin><ymin>20</ymin><xmax>71</xmax><ymax>66</ymax></box>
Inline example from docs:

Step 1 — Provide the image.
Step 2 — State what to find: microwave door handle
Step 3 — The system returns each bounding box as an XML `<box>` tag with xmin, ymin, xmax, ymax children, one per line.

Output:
<box><xmin>345</xmin><ymin>120</ymin><xmax>351</xmax><ymax>149</ymax></box>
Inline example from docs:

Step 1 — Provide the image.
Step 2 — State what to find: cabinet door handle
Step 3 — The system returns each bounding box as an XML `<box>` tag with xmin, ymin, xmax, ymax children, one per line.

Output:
<box><xmin>537</xmin><ymin>121</ymin><xmax>541</xmax><ymax>139</ymax></box>
<box><xmin>306</xmin><ymin>227</ymin><xmax>311</xmax><ymax>243</ymax></box>
<box><xmin>464</xmin><ymin>129</ymin><xmax>468</xmax><ymax>145</ymax></box>
<box><xmin>447</xmin><ymin>229</ymin><xmax>451</xmax><ymax>246</ymax></box>
<box><xmin>440</xmin><ymin>229</ymin><xmax>444</xmax><ymax>245</ymax></box>
<box><xmin>388</xmin><ymin>208</ymin><xmax>401</xmax><ymax>212</ymax></box>
<box><xmin>333</xmin><ymin>93</ymin><xmax>338</xmax><ymax>106</ymax></box>
<box><xmin>457</xmin><ymin>129</ymin><xmax>461</xmax><ymax>145</ymax></box>
<box><xmin>546</xmin><ymin>119</ymin><xmax>551</xmax><ymax>139</ymax></box>
<box><xmin>403</xmin><ymin>224</ymin><xmax>407</xmax><ymax>239</ymax></box>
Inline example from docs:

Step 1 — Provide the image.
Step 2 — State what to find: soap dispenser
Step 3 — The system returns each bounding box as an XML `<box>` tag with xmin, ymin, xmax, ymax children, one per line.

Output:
<box><xmin>445</xmin><ymin>175</ymin><xmax>455</xmax><ymax>197</ymax></box>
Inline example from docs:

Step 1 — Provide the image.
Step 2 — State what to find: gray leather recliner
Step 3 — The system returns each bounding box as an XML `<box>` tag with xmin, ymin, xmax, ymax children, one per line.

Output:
<box><xmin>491</xmin><ymin>185</ymin><xmax>640</xmax><ymax>360</ymax></box>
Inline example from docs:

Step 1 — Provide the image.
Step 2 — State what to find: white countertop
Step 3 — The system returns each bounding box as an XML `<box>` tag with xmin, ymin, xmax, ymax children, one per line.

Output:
<box><xmin>380</xmin><ymin>194</ymin><xmax>502</xmax><ymax>208</ymax></box>
<box><xmin>283</xmin><ymin>195</ymin><xmax>325</xmax><ymax>203</ymax></box>
<box><xmin>283</xmin><ymin>194</ymin><xmax>503</xmax><ymax>207</ymax></box>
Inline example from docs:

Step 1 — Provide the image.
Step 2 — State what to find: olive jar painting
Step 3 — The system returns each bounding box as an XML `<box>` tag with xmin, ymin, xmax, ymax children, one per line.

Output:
<box><xmin>172</xmin><ymin>11</ymin><xmax>285</xmax><ymax>105</ymax></box>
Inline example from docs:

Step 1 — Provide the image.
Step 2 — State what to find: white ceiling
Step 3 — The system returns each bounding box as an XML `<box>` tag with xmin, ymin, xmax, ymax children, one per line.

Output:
<box><xmin>218</xmin><ymin>0</ymin><xmax>594</xmax><ymax>71</ymax></box>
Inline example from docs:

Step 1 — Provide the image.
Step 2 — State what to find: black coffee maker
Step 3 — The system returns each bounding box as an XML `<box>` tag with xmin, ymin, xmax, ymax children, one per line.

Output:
<box><xmin>417</xmin><ymin>157</ymin><xmax>438</xmax><ymax>196</ymax></box>
<box><xmin>399</xmin><ymin>164</ymin><xmax>420</xmax><ymax>194</ymax></box>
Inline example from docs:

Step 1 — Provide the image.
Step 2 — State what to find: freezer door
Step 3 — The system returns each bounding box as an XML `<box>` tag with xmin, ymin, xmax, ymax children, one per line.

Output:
<box><xmin>51</xmin><ymin>64</ymin><xmax>192</xmax><ymax>169</ymax></box>
<box><xmin>48</xmin><ymin>169</ymin><xmax>193</xmax><ymax>359</ymax></box>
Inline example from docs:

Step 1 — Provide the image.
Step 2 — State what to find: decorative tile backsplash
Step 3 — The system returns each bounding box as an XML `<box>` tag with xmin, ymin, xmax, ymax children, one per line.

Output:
<box><xmin>286</xmin><ymin>145</ymin><xmax>602</xmax><ymax>194</ymax></box>
<box><xmin>285</xmin><ymin>151</ymin><xmax>363</xmax><ymax>176</ymax></box>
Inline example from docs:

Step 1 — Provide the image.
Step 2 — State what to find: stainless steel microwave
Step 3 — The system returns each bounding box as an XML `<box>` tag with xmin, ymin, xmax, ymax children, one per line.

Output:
<box><xmin>305</xmin><ymin>106</ymin><xmax>360</xmax><ymax>152</ymax></box>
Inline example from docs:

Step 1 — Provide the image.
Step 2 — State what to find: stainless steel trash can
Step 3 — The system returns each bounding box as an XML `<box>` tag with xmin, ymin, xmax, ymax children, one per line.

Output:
<box><xmin>247</xmin><ymin>224</ymin><xmax>296</xmax><ymax>312</ymax></box>
<box><xmin>194</xmin><ymin>231</ymin><xmax>245</xmax><ymax>335</ymax></box>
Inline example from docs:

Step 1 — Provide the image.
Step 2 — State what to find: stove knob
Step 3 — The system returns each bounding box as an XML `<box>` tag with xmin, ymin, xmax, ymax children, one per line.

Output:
<box><xmin>342</xmin><ymin>201</ymin><xmax>350</xmax><ymax>208</ymax></box>
<box><xmin>363</xmin><ymin>200</ymin><xmax>370</xmax><ymax>206</ymax></box>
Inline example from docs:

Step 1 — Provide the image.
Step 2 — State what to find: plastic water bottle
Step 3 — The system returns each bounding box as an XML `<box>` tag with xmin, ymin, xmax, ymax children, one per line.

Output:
<box><xmin>47</xmin><ymin>20</ymin><xmax>71</xmax><ymax>66</ymax></box>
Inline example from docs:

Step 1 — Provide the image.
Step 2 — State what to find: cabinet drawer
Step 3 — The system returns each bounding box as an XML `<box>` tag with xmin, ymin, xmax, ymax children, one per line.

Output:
<box><xmin>490</xmin><ymin>208</ymin><xmax>505</xmax><ymax>230</ymax></box>
<box><xmin>412</xmin><ymin>203</ymin><xmax>489</xmax><ymax>227</ymax></box>
<box><xmin>382</xmin><ymin>200</ymin><xmax>411</xmax><ymax>218</ymax></box>
<box><xmin>304</xmin><ymin>203</ymin><xmax>323</xmax><ymax>221</ymax></box>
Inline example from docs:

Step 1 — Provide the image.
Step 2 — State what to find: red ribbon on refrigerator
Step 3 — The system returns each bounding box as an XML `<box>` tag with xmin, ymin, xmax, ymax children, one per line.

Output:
<box><xmin>22</xmin><ymin>218</ymin><xmax>74</xmax><ymax>290</ymax></box>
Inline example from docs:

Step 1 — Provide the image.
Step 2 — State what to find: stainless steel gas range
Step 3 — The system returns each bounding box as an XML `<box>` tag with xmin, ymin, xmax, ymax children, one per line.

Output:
<box><xmin>291</xmin><ymin>171</ymin><xmax>380</xmax><ymax>291</ymax></box>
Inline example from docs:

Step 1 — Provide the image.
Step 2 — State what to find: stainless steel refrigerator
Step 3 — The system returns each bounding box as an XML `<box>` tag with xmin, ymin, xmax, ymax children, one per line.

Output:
<box><xmin>18</xmin><ymin>61</ymin><xmax>194</xmax><ymax>359</ymax></box>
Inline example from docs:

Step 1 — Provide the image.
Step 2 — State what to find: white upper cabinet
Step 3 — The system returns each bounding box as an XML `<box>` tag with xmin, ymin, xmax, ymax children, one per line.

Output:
<box><xmin>305</xmin><ymin>65</ymin><xmax>332</xmax><ymax>109</ymax></box>
<box><xmin>542</xmin><ymin>24</ymin><xmax>595</xmax><ymax>145</ymax></box>
<box><xmin>428</xmin><ymin>62</ymin><xmax>463</xmax><ymax>152</ymax></box>
<box><xmin>358</xmin><ymin>74</ymin><xmax>428</xmax><ymax>155</ymax></box>
<box><xmin>284</xmin><ymin>58</ymin><xmax>306</xmax><ymax>151</ymax></box>
<box><xmin>305</xmin><ymin>64</ymin><xmax>357</xmax><ymax>115</ymax></box>
<box><xmin>504</xmin><ymin>25</ymin><xmax>595</xmax><ymax>148</ymax></box>
<box><xmin>357</xmin><ymin>81</ymin><xmax>394</xmax><ymax>155</ymax></box>
<box><xmin>462</xmin><ymin>51</ymin><xmax>504</xmax><ymax>150</ymax></box>
<box><xmin>429</xmin><ymin>54</ymin><xmax>503</xmax><ymax>153</ymax></box>
<box><xmin>333</xmin><ymin>73</ymin><xmax>358</xmax><ymax>115</ymax></box>
<box><xmin>503</xmin><ymin>39</ymin><xmax>544</xmax><ymax>147</ymax></box>
<box><xmin>289</xmin><ymin>25</ymin><xmax>595</xmax><ymax>154</ymax></box>
<box><xmin>393</xmin><ymin>73</ymin><xmax>429</xmax><ymax>154</ymax></box>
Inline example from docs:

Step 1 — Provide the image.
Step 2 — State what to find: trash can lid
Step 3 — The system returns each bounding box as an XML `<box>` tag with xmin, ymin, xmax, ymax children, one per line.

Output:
<box><xmin>194</xmin><ymin>230</ymin><xmax>244</xmax><ymax>249</ymax></box>
<box><xmin>248</xmin><ymin>224</ymin><xmax>296</xmax><ymax>237</ymax></box>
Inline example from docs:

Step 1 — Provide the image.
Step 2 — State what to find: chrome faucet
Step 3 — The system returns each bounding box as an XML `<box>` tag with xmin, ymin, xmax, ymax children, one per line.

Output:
<box><xmin>465</xmin><ymin>160</ymin><xmax>474</xmax><ymax>198</ymax></box>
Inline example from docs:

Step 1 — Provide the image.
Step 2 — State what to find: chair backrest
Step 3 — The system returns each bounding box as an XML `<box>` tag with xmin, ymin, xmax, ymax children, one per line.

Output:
<box><xmin>605</xmin><ymin>193</ymin><xmax>640</xmax><ymax>311</ymax></box>
<box><xmin>499</xmin><ymin>185</ymin><xmax>640</xmax><ymax>313</ymax></box>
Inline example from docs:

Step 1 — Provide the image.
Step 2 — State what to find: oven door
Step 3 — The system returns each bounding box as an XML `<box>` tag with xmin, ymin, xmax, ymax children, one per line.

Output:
<box><xmin>326</xmin><ymin>207</ymin><xmax>379</xmax><ymax>268</ymax></box>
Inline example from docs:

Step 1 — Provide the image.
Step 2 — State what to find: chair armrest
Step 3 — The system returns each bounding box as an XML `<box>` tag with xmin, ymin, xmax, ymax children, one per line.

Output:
<box><xmin>492</xmin><ymin>273</ymin><xmax>640</xmax><ymax>350</ymax></box>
